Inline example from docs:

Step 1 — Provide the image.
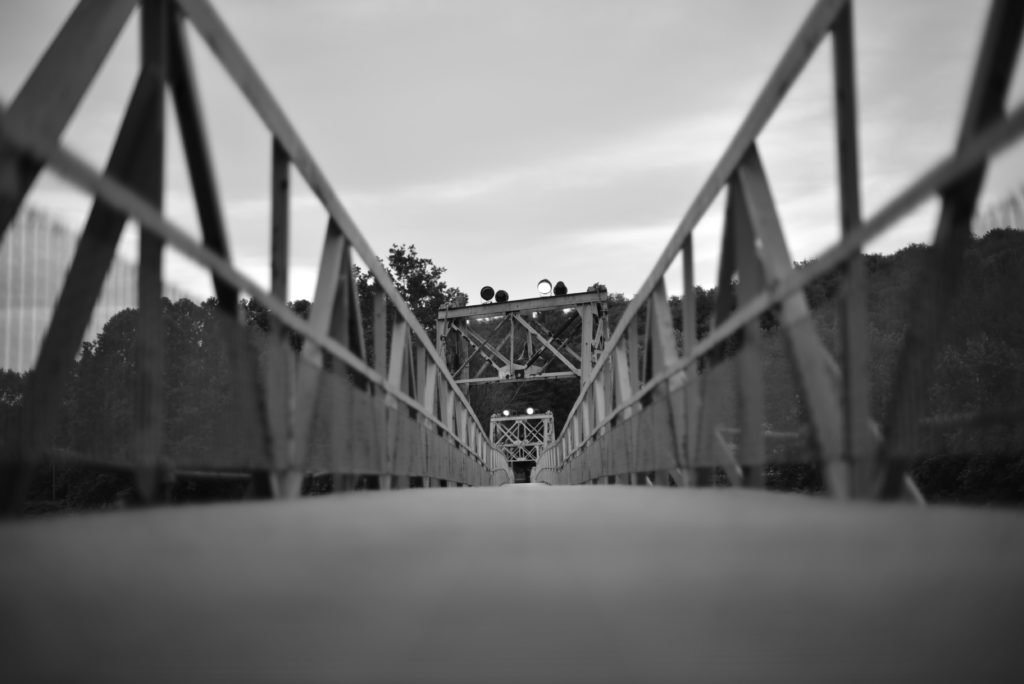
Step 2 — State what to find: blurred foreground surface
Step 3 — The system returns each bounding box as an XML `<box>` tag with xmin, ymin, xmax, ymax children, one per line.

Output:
<box><xmin>2</xmin><ymin>484</ymin><xmax>1023</xmax><ymax>683</ymax></box>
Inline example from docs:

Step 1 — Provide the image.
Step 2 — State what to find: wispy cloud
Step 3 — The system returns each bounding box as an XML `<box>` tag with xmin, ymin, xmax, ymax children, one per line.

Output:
<box><xmin>5</xmin><ymin>0</ymin><xmax>1023</xmax><ymax>302</ymax></box>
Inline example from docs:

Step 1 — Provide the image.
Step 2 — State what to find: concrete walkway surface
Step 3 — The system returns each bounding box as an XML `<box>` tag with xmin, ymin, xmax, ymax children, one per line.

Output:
<box><xmin>2</xmin><ymin>484</ymin><xmax>1023</xmax><ymax>682</ymax></box>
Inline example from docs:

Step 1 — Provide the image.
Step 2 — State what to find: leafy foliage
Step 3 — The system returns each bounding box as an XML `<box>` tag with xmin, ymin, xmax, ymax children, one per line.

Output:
<box><xmin>770</xmin><ymin>230</ymin><xmax>1024</xmax><ymax>501</ymax></box>
<box><xmin>356</xmin><ymin>244</ymin><xmax>465</xmax><ymax>344</ymax></box>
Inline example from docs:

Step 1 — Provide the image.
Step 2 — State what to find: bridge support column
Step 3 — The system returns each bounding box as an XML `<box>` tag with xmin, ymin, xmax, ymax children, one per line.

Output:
<box><xmin>270</xmin><ymin>472</ymin><xmax>303</xmax><ymax>499</ymax></box>
<box><xmin>668</xmin><ymin>468</ymin><xmax>693</xmax><ymax>487</ymax></box>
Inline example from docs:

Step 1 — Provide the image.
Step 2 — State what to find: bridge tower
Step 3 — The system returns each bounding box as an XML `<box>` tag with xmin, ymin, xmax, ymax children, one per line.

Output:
<box><xmin>435</xmin><ymin>289</ymin><xmax>609</xmax><ymax>388</ymax></box>
<box><xmin>489</xmin><ymin>410</ymin><xmax>555</xmax><ymax>482</ymax></box>
<box><xmin>436</xmin><ymin>289</ymin><xmax>608</xmax><ymax>480</ymax></box>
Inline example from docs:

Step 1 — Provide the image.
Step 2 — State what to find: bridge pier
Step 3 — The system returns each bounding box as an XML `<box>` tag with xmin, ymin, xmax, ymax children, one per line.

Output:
<box><xmin>669</xmin><ymin>467</ymin><xmax>694</xmax><ymax>487</ymax></box>
<box><xmin>269</xmin><ymin>471</ymin><xmax>303</xmax><ymax>499</ymax></box>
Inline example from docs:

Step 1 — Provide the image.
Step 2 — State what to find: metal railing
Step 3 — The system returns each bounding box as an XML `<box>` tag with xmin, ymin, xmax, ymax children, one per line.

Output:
<box><xmin>0</xmin><ymin>0</ymin><xmax>511</xmax><ymax>512</ymax></box>
<box><xmin>532</xmin><ymin>0</ymin><xmax>1024</xmax><ymax>499</ymax></box>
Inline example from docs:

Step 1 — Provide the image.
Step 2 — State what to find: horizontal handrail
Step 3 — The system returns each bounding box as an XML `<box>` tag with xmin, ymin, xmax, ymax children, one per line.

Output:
<box><xmin>554</xmin><ymin>96</ymin><xmax>1024</xmax><ymax>442</ymax></box>
<box><xmin>176</xmin><ymin>0</ymin><xmax>494</xmax><ymax>446</ymax></box>
<box><xmin>582</xmin><ymin>0</ymin><xmax>847</xmax><ymax>393</ymax></box>
<box><xmin>0</xmin><ymin>94</ymin><xmax>501</xmax><ymax>468</ymax></box>
<box><xmin>545</xmin><ymin>0</ymin><xmax>847</xmax><ymax>452</ymax></box>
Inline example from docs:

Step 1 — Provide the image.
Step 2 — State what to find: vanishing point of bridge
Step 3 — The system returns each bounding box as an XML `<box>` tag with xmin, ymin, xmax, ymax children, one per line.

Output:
<box><xmin>3</xmin><ymin>0</ymin><xmax>1024</xmax><ymax>681</ymax></box>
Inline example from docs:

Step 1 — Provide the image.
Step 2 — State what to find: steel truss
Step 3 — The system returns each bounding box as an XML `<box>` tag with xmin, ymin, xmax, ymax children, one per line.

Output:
<box><xmin>489</xmin><ymin>411</ymin><xmax>555</xmax><ymax>462</ymax></box>
<box><xmin>436</xmin><ymin>291</ymin><xmax>608</xmax><ymax>388</ymax></box>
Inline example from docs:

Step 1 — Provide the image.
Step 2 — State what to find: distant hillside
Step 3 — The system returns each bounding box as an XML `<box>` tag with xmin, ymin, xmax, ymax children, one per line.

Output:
<box><xmin>797</xmin><ymin>228</ymin><xmax>1024</xmax><ymax>424</ymax></box>
<box><xmin>782</xmin><ymin>228</ymin><xmax>1024</xmax><ymax>502</ymax></box>
<box><xmin>602</xmin><ymin>228</ymin><xmax>1024</xmax><ymax>502</ymax></box>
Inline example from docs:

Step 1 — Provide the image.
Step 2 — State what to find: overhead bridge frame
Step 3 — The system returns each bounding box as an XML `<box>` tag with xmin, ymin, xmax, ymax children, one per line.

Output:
<box><xmin>436</xmin><ymin>291</ymin><xmax>608</xmax><ymax>388</ymax></box>
<box><xmin>489</xmin><ymin>411</ymin><xmax>556</xmax><ymax>463</ymax></box>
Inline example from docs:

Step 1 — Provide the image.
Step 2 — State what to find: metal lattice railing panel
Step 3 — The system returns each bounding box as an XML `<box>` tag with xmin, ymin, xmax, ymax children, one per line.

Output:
<box><xmin>489</xmin><ymin>412</ymin><xmax>555</xmax><ymax>462</ymax></box>
<box><xmin>533</xmin><ymin>0</ymin><xmax>1024</xmax><ymax>500</ymax></box>
<box><xmin>0</xmin><ymin>0</ymin><xmax>511</xmax><ymax>513</ymax></box>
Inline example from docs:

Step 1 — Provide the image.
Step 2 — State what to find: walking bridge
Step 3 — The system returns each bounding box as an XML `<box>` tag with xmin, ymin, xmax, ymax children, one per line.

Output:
<box><xmin>2</xmin><ymin>0</ymin><xmax>1024</xmax><ymax>680</ymax></box>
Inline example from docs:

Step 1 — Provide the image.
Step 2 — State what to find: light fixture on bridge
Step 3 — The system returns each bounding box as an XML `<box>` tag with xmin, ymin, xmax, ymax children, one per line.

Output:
<box><xmin>553</xmin><ymin>281</ymin><xmax>568</xmax><ymax>296</ymax></box>
<box><xmin>480</xmin><ymin>286</ymin><xmax>494</xmax><ymax>302</ymax></box>
<box><xmin>537</xmin><ymin>279</ymin><xmax>552</xmax><ymax>296</ymax></box>
<box><xmin>502</xmin><ymin>409</ymin><xmax>511</xmax><ymax>416</ymax></box>
<box><xmin>495</xmin><ymin>290</ymin><xmax>509</xmax><ymax>303</ymax></box>
<box><xmin>526</xmin><ymin>407</ymin><xmax>535</xmax><ymax>415</ymax></box>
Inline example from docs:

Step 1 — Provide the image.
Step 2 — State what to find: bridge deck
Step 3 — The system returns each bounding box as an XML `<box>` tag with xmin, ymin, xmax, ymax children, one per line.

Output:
<box><xmin>3</xmin><ymin>485</ymin><xmax>1023</xmax><ymax>682</ymax></box>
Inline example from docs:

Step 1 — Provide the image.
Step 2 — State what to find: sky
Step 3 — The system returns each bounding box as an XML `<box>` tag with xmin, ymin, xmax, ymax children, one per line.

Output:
<box><xmin>1</xmin><ymin>0</ymin><xmax>1023</xmax><ymax>304</ymax></box>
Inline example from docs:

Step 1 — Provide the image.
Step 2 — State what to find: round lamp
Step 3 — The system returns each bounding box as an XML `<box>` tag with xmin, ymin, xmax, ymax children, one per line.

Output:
<box><xmin>480</xmin><ymin>285</ymin><xmax>495</xmax><ymax>301</ymax></box>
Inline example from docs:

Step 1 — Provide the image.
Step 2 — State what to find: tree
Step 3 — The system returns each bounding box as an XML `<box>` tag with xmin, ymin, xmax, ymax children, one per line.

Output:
<box><xmin>241</xmin><ymin>297</ymin><xmax>310</xmax><ymax>350</ymax></box>
<box><xmin>0</xmin><ymin>368</ymin><xmax>27</xmax><ymax>457</ymax></box>
<box><xmin>356</xmin><ymin>243</ymin><xmax>465</xmax><ymax>344</ymax></box>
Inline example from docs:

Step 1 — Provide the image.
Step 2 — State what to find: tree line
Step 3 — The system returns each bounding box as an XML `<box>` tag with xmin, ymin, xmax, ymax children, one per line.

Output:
<box><xmin>2</xmin><ymin>231</ymin><xmax>1023</xmax><ymax>510</ymax></box>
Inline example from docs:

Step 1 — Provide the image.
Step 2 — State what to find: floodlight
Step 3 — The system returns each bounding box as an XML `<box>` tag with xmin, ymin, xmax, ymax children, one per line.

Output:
<box><xmin>553</xmin><ymin>281</ymin><xmax>568</xmax><ymax>296</ymax></box>
<box><xmin>495</xmin><ymin>290</ymin><xmax>509</xmax><ymax>303</ymax></box>
<box><xmin>537</xmin><ymin>279</ymin><xmax>552</xmax><ymax>295</ymax></box>
<box><xmin>480</xmin><ymin>285</ymin><xmax>495</xmax><ymax>301</ymax></box>
<box><xmin>526</xmin><ymin>407</ymin><xmax>535</xmax><ymax>415</ymax></box>
<box><xmin>502</xmin><ymin>409</ymin><xmax>510</xmax><ymax>416</ymax></box>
